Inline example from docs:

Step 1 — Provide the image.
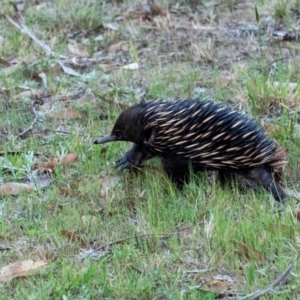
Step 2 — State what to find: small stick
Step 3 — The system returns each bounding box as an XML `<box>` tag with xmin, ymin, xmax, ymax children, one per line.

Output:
<box><xmin>240</xmin><ymin>264</ymin><xmax>292</xmax><ymax>299</ymax></box>
<box><xmin>224</xmin><ymin>264</ymin><xmax>292</xmax><ymax>300</ymax></box>
<box><xmin>38</xmin><ymin>72</ymin><xmax>51</xmax><ymax>105</ymax></box>
<box><xmin>88</xmin><ymin>225</ymin><xmax>193</xmax><ymax>255</ymax></box>
<box><xmin>19</xmin><ymin>102</ymin><xmax>39</xmax><ymax>138</ymax></box>
<box><xmin>6</xmin><ymin>15</ymin><xmax>52</xmax><ymax>55</ymax></box>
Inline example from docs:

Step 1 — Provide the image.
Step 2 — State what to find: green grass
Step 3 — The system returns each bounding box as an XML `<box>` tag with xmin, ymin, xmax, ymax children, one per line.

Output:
<box><xmin>0</xmin><ymin>0</ymin><xmax>300</xmax><ymax>299</ymax></box>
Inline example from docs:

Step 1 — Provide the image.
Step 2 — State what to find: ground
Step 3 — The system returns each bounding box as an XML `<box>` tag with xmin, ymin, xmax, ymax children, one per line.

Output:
<box><xmin>0</xmin><ymin>0</ymin><xmax>300</xmax><ymax>299</ymax></box>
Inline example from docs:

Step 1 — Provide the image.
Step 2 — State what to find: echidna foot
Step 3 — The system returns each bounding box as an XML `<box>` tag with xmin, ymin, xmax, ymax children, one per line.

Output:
<box><xmin>115</xmin><ymin>143</ymin><xmax>155</xmax><ymax>171</ymax></box>
<box><xmin>115</xmin><ymin>155</ymin><xmax>135</xmax><ymax>171</ymax></box>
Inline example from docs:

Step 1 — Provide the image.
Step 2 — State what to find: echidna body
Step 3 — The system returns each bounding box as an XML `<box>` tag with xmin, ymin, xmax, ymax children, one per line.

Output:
<box><xmin>95</xmin><ymin>99</ymin><xmax>287</xmax><ymax>203</ymax></box>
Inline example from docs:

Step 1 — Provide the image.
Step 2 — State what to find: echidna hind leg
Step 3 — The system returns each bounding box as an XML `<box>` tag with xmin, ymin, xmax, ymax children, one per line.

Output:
<box><xmin>242</xmin><ymin>167</ymin><xmax>287</xmax><ymax>203</ymax></box>
<box><xmin>161</xmin><ymin>158</ymin><xmax>190</xmax><ymax>188</ymax></box>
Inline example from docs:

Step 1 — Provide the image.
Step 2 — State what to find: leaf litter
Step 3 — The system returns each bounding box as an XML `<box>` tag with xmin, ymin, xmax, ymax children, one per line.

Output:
<box><xmin>0</xmin><ymin>260</ymin><xmax>48</xmax><ymax>283</ymax></box>
<box><xmin>0</xmin><ymin>152</ymin><xmax>77</xmax><ymax>197</ymax></box>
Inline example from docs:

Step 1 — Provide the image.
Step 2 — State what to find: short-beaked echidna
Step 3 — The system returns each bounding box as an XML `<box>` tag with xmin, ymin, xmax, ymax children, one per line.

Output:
<box><xmin>94</xmin><ymin>99</ymin><xmax>287</xmax><ymax>203</ymax></box>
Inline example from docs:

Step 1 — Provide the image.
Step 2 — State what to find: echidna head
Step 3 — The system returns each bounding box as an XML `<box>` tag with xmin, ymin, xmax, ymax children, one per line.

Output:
<box><xmin>94</xmin><ymin>104</ymin><xmax>144</xmax><ymax>145</ymax></box>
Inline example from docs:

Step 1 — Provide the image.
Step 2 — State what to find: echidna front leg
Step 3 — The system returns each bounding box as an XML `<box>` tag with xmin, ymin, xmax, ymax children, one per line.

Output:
<box><xmin>161</xmin><ymin>158</ymin><xmax>190</xmax><ymax>188</ymax></box>
<box><xmin>115</xmin><ymin>143</ymin><xmax>154</xmax><ymax>171</ymax></box>
<box><xmin>241</xmin><ymin>166</ymin><xmax>287</xmax><ymax>203</ymax></box>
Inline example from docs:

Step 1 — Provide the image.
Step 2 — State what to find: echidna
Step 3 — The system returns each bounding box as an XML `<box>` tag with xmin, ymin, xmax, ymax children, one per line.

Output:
<box><xmin>94</xmin><ymin>99</ymin><xmax>287</xmax><ymax>203</ymax></box>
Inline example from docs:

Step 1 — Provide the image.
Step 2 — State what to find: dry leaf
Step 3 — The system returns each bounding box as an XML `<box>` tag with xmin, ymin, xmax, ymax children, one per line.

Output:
<box><xmin>201</xmin><ymin>279</ymin><xmax>234</xmax><ymax>294</ymax></box>
<box><xmin>104</xmin><ymin>23</ymin><xmax>119</xmax><ymax>31</ymax></box>
<box><xmin>47</xmin><ymin>109</ymin><xmax>82</xmax><ymax>119</ymax></box>
<box><xmin>130</xmin><ymin>1</ymin><xmax>167</xmax><ymax>21</ymax></box>
<box><xmin>35</xmin><ymin>158</ymin><xmax>59</xmax><ymax>170</ymax></box>
<box><xmin>0</xmin><ymin>260</ymin><xmax>48</xmax><ymax>283</ymax></box>
<box><xmin>35</xmin><ymin>153</ymin><xmax>77</xmax><ymax>171</ymax></box>
<box><xmin>122</xmin><ymin>62</ymin><xmax>139</xmax><ymax>70</ymax></box>
<box><xmin>188</xmin><ymin>268</ymin><xmax>241</xmax><ymax>296</ymax></box>
<box><xmin>147</xmin><ymin>2</ymin><xmax>167</xmax><ymax>17</ymax></box>
<box><xmin>60</xmin><ymin>153</ymin><xmax>78</xmax><ymax>165</ymax></box>
<box><xmin>99</xmin><ymin>63</ymin><xmax>118</xmax><ymax>72</ymax></box>
<box><xmin>68</xmin><ymin>44</ymin><xmax>89</xmax><ymax>57</ymax></box>
<box><xmin>108</xmin><ymin>41</ymin><xmax>129</xmax><ymax>53</ymax></box>
<box><xmin>61</xmin><ymin>230</ymin><xmax>88</xmax><ymax>247</ymax></box>
<box><xmin>0</xmin><ymin>182</ymin><xmax>34</xmax><ymax>197</ymax></box>
<box><xmin>0</xmin><ymin>58</ymin><xmax>12</xmax><ymax>67</ymax></box>
<box><xmin>15</xmin><ymin>88</ymin><xmax>45</xmax><ymax>100</ymax></box>
<box><xmin>59</xmin><ymin>187</ymin><xmax>70</xmax><ymax>197</ymax></box>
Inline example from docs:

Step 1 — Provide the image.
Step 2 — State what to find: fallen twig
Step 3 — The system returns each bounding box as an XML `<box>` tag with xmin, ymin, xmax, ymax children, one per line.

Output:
<box><xmin>88</xmin><ymin>224</ymin><xmax>193</xmax><ymax>256</ymax></box>
<box><xmin>19</xmin><ymin>102</ymin><xmax>39</xmax><ymax>138</ymax></box>
<box><xmin>7</xmin><ymin>14</ymin><xmax>86</xmax><ymax>76</ymax></box>
<box><xmin>39</xmin><ymin>72</ymin><xmax>51</xmax><ymax>104</ymax></box>
<box><xmin>6</xmin><ymin>15</ymin><xmax>53</xmax><ymax>55</ymax></box>
<box><xmin>224</xmin><ymin>264</ymin><xmax>292</xmax><ymax>300</ymax></box>
<box><xmin>29</xmin><ymin>129</ymin><xmax>84</xmax><ymax>136</ymax></box>
<box><xmin>0</xmin><ymin>151</ymin><xmax>43</xmax><ymax>157</ymax></box>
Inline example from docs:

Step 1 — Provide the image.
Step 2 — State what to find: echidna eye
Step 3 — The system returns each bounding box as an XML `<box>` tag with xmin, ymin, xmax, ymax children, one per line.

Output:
<box><xmin>114</xmin><ymin>129</ymin><xmax>122</xmax><ymax>139</ymax></box>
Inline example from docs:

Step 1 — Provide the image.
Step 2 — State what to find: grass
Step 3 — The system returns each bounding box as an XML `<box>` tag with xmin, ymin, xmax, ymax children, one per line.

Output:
<box><xmin>0</xmin><ymin>0</ymin><xmax>300</xmax><ymax>299</ymax></box>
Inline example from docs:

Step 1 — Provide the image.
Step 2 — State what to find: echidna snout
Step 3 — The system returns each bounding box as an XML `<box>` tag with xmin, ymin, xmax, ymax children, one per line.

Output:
<box><xmin>94</xmin><ymin>99</ymin><xmax>288</xmax><ymax>203</ymax></box>
<box><xmin>94</xmin><ymin>134</ymin><xmax>117</xmax><ymax>144</ymax></box>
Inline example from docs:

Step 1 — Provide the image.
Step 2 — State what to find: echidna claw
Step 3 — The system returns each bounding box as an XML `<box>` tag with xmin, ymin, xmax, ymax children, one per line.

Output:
<box><xmin>115</xmin><ymin>156</ymin><xmax>127</xmax><ymax>168</ymax></box>
<box><xmin>115</xmin><ymin>156</ymin><xmax>135</xmax><ymax>171</ymax></box>
<box><xmin>115</xmin><ymin>156</ymin><xmax>128</xmax><ymax>170</ymax></box>
<box><xmin>120</xmin><ymin>163</ymin><xmax>132</xmax><ymax>171</ymax></box>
